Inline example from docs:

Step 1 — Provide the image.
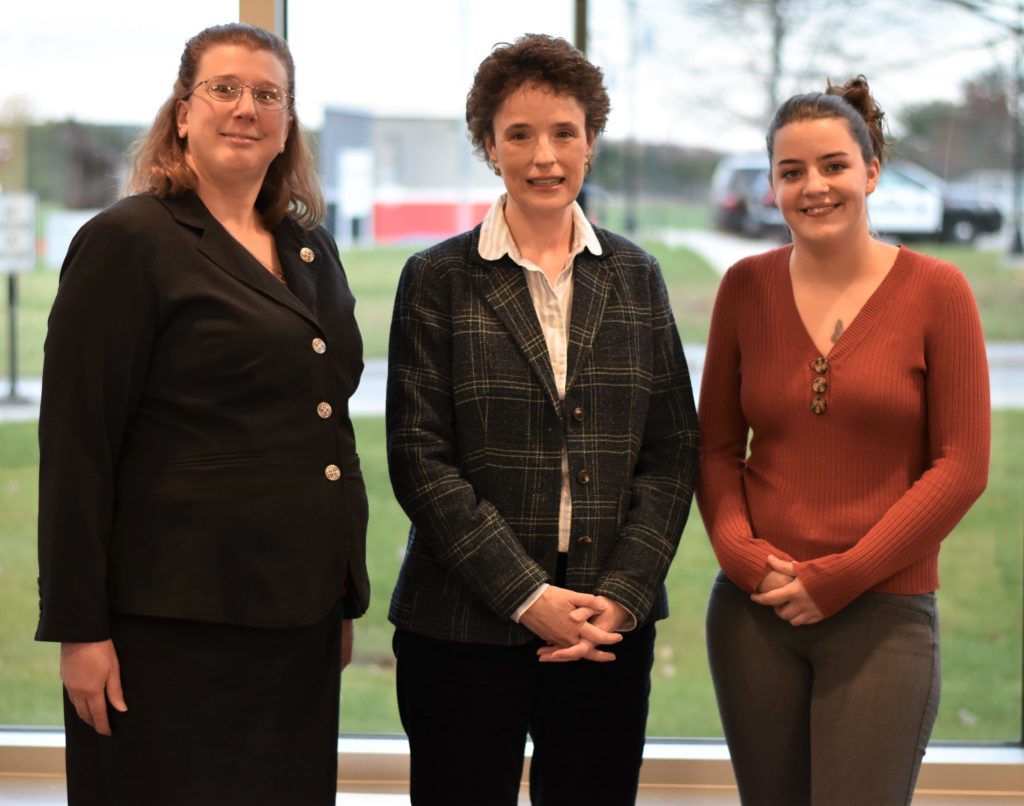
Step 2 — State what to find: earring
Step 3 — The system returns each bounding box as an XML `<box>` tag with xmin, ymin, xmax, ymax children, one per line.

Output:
<box><xmin>584</xmin><ymin>158</ymin><xmax>592</xmax><ymax>175</ymax></box>
<box><xmin>494</xmin><ymin>165</ymin><xmax>502</xmax><ymax>177</ymax></box>
<box><xmin>279</xmin><ymin>143</ymin><xmax>286</xmax><ymax>154</ymax></box>
<box><xmin>178</xmin><ymin>128</ymin><xmax>187</xmax><ymax>139</ymax></box>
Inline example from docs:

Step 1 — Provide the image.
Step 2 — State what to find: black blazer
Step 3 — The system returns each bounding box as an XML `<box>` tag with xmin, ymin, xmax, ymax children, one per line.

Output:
<box><xmin>36</xmin><ymin>191</ymin><xmax>370</xmax><ymax>642</ymax></box>
<box><xmin>387</xmin><ymin>225</ymin><xmax>700</xmax><ymax>645</ymax></box>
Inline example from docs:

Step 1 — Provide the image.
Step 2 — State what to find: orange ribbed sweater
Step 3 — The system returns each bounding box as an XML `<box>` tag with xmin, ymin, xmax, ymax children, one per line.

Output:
<box><xmin>697</xmin><ymin>245</ymin><xmax>990</xmax><ymax>618</ymax></box>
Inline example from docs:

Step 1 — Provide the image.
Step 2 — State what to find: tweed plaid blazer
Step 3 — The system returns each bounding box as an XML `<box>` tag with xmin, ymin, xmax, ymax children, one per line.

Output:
<box><xmin>386</xmin><ymin>223</ymin><xmax>699</xmax><ymax>646</ymax></box>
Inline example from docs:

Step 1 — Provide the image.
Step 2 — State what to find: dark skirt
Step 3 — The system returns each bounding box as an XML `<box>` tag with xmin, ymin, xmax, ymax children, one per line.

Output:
<box><xmin>64</xmin><ymin>603</ymin><xmax>344</xmax><ymax>806</ymax></box>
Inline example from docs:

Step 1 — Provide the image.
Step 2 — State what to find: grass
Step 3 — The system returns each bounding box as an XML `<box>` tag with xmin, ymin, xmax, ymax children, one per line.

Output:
<box><xmin>0</xmin><ymin>239</ymin><xmax>717</xmax><ymax>374</ymax></box>
<box><xmin>5</xmin><ymin>232</ymin><xmax>1023</xmax><ymax>378</ymax></box>
<box><xmin>1</xmin><ymin>236</ymin><xmax>1021</xmax><ymax>741</ymax></box>
<box><xmin>2</xmin><ymin>412</ymin><xmax>1021</xmax><ymax>740</ymax></box>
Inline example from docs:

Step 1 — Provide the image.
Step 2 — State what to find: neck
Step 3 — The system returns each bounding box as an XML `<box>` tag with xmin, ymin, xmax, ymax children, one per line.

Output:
<box><xmin>790</xmin><ymin>229</ymin><xmax>888</xmax><ymax>285</ymax></box>
<box><xmin>503</xmin><ymin>199</ymin><xmax>575</xmax><ymax>259</ymax></box>
<box><xmin>187</xmin><ymin>153</ymin><xmax>266</xmax><ymax>231</ymax></box>
<box><xmin>194</xmin><ymin>179</ymin><xmax>264</xmax><ymax>233</ymax></box>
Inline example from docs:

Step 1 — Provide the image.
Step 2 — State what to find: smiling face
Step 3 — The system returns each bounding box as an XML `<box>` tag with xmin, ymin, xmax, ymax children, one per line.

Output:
<box><xmin>176</xmin><ymin>44</ymin><xmax>292</xmax><ymax>194</ymax></box>
<box><xmin>770</xmin><ymin>117</ymin><xmax>880</xmax><ymax>247</ymax></box>
<box><xmin>485</xmin><ymin>82</ymin><xmax>593</xmax><ymax>226</ymax></box>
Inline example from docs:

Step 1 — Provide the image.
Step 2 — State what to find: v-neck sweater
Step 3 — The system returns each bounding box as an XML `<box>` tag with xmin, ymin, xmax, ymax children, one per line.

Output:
<box><xmin>697</xmin><ymin>244</ymin><xmax>990</xmax><ymax>618</ymax></box>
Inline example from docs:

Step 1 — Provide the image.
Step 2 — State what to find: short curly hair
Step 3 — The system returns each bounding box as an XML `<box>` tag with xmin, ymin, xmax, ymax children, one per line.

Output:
<box><xmin>466</xmin><ymin>34</ymin><xmax>611</xmax><ymax>168</ymax></box>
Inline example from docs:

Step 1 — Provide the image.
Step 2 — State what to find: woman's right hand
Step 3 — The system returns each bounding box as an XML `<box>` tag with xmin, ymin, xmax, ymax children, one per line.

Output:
<box><xmin>519</xmin><ymin>586</ymin><xmax>623</xmax><ymax>650</ymax></box>
<box><xmin>757</xmin><ymin>568</ymin><xmax>795</xmax><ymax>593</ymax></box>
<box><xmin>60</xmin><ymin>639</ymin><xmax>127</xmax><ymax>736</ymax></box>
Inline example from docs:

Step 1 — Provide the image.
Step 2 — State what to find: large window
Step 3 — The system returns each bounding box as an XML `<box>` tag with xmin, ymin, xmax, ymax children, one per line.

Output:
<box><xmin>1</xmin><ymin>0</ymin><xmax>1021</xmax><ymax>750</ymax></box>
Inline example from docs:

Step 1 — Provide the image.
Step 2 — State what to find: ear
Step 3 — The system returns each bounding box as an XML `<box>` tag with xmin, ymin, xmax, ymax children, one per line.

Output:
<box><xmin>485</xmin><ymin>135</ymin><xmax>497</xmax><ymax>169</ymax></box>
<box><xmin>865</xmin><ymin>157</ymin><xmax>880</xmax><ymax>196</ymax></box>
<box><xmin>175</xmin><ymin>100</ymin><xmax>189</xmax><ymax>131</ymax></box>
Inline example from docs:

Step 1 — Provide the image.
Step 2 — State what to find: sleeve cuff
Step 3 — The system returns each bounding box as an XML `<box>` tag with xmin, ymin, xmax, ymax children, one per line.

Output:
<box><xmin>511</xmin><ymin>583</ymin><xmax>548</xmax><ymax>623</ymax></box>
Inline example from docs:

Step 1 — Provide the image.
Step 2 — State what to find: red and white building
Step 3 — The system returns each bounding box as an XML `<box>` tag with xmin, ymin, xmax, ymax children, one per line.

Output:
<box><xmin>320</xmin><ymin>108</ymin><xmax>501</xmax><ymax>246</ymax></box>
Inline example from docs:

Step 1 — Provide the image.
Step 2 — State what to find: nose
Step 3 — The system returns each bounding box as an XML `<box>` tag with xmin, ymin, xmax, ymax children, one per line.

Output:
<box><xmin>805</xmin><ymin>169</ymin><xmax>829</xmax><ymax>194</ymax></box>
<box><xmin>532</xmin><ymin>135</ymin><xmax>556</xmax><ymax>166</ymax></box>
<box><xmin>232</xmin><ymin>87</ymin><xmax>259</xmax><ymax>118</ymax></box>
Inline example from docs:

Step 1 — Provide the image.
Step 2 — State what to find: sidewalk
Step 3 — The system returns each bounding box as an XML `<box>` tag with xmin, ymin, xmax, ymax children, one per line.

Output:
<box><xmin>4</xmin><ymin>337</ymin><xmax>1023</xmax><ymax>423</ymax></box>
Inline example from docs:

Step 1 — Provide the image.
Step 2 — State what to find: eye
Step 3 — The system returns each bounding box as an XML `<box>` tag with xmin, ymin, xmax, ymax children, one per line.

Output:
<box><xmin>509</xmin><ymin>131</ymin><xmax>530</xmax><ymax>141</ymax></box>
<box><xmin>556</xmin><ymin>128</ymin><xmax>577</xmax><ymax>139</ymax></box>
<box><xmin>254</xmin><ymin>86</ymin><xmax>285</xmax><ymax>106</ymax></box>
<box><xmin>826</xmin><ymin>161</ymin><xmax>847</xmax><ymax>173</ymax></box>
<box><xmin>207</xmin><ymin>78</ymin><xmax>240</xmax><ymax>99</ymax></box>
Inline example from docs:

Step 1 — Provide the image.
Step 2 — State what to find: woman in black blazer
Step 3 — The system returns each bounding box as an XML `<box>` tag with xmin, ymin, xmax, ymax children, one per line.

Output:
<box><xmin>35</xmin><ymin>23</ymin><xmax>368</xmax><ymax>806</ymax></box>
<box><xmin>387</xmin><ymin>34</ymin><xmax>700</xmax><ymax>806</ymax></box>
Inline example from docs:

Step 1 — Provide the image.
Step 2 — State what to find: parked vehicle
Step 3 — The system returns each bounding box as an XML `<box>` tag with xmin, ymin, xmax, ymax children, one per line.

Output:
<box><xmin>941</xmin><ymin>190</ymin><xmax>1004</xmax><ymax>243</ymax></box>
<box><xmin>708</xmin><ymin>153</ymin><xmax>781</xmax><ymax>237</ymax></box>
<box><xmin>710</xmin><ymin>153</ymin><xmax>1003</xmax><ymax>243</ymax></box>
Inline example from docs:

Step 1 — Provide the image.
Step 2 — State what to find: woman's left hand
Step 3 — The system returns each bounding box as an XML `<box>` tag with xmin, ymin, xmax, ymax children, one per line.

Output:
<box><xmin>536</xmin><ymin>595</ymin><xmax>628</xmax><ymax>663</ymax></box>
<box><xmin>341</xmin><ymin>619</ymin><xmax>354</xmax><ymax>670</ymax></box>
<box><xmin>749</xmin><ymin>555</ymin><xmax>824</xmax><ymax>626</ymax></box>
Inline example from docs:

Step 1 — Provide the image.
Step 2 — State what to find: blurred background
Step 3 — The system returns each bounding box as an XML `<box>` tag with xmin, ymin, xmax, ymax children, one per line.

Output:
<box><xmin>1</xmin><ymin>0</ymin><xmax>1021</xmax><ymax>747</ymax></box>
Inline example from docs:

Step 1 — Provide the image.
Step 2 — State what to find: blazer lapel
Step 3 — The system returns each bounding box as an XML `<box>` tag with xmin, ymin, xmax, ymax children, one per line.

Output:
<box><xmin>566</xmin><ymin>250</ymin><xmax>612</xmax><ymax>393</ymax></box>
<box><xmin>274</xmin><ymin>221</ymin><xmax>320</xmax><ymax>317</ymax></box>
<box><xmin>159</xmin><ymin>193</ymin><xmax>319</xmax><ymax>326</ymax></box>
<box><xmin>479</xmin><ymin>255</ymin><xmax>561</xmax><ymax>409</ymax></box>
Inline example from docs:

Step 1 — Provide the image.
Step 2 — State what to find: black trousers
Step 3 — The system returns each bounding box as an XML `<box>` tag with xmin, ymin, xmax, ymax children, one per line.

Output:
<box><xmin>64</xmin><ymin>604</ymin><xmax>344</xmax><ymax>806</ymax></box>
<box><xmin>394</xmin><ymin>622</ymin><xmax>656</xmax><ymax>806</ymax></box>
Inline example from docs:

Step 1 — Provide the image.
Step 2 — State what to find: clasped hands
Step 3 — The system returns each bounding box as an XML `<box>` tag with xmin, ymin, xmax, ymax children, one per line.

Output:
<box><xmin>750</xmin><ymin>554</ymin><xmax>824</xmax><ymax>626</ymax></box>
<box><xmin>519</xmin><ymin>586</ymin><xmax>627</xmax><ymax>664</ymax></box>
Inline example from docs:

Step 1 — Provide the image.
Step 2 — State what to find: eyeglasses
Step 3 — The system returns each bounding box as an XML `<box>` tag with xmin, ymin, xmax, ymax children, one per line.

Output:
<box><xmin>810</xmin><ymin>356</ymin><xmax>829</xmax><ymax>415</ymax></box>
<box><xmin>183</xmin><ymin>76</ymin><xmax>292</xmax><ymax>111</ymax></box>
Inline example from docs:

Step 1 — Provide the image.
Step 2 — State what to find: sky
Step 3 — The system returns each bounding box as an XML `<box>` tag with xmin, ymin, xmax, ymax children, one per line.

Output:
<box><xmin>1</xmin><ymin>0</ymin><xmax>1018</xmax><ymax>153</ymax></box>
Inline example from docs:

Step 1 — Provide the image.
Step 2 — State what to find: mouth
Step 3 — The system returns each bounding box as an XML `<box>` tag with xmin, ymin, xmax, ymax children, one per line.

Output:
<box><xmin>802</xmin><ymin>203</ymin><xmax>840</xmax><ymax>217</ymax></box>
<box><xmin>528</xmin><ymin>177</ymin><xmax>564</xmax><ymax>187</ymax></box>
<box><xmin>221</xmin><ymin>132</ymin><xmax>260</xmax><ymax>142</ymax></box>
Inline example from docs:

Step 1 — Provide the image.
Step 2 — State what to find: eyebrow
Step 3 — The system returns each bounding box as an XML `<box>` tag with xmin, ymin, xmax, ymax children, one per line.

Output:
<box><xmin>775</xmin><ymin>150</ymin><xmax>851</xmax><ymax>167</ymax></box>
<box><xmin>501</xmin><ymin>120</ymin><xmax>581</xmax><ymax>132</ymax></box>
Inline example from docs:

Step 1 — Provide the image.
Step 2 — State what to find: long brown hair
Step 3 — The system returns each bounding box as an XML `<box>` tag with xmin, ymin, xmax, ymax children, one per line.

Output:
<box><xmin>125</xmin><ymin>22</ymin><xmax>324</xmax><ymax>229</ymax></box>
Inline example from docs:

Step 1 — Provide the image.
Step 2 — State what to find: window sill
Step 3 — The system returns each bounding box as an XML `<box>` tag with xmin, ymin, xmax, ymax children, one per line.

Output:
<box><xmin>2</xmin><ymin>729</ymin><xmax>1021</xmax><ymax>797</ymax></box>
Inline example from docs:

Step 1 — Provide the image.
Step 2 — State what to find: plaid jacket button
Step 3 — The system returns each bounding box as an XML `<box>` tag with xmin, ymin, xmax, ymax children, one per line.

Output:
<box><xmin>577</xmin><ymin>535</ymin><xmax>593</xmax><ymax>545</ymax></box>
<box><xmin>576</xmin><ymin>469</ymin><xmax>591</xmax><ymax>484</ymax></box>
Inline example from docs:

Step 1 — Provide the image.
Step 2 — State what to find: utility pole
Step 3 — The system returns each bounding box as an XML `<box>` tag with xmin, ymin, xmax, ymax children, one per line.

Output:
<box><xmin>1012</xmin><ymin>0</ymin><xmax>1023</xmax><ymax>255</ymax></box>
<box><xmin>575</xmin><ymin>0</ymin><xmax>588</xmax><ymax>54</ymax></box>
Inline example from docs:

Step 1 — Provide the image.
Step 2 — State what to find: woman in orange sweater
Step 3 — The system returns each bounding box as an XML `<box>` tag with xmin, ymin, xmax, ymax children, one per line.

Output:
<box><xmin>698</xmin><ymin>76</ymin><xmax>990</xmax><ymax>805</ymax></box>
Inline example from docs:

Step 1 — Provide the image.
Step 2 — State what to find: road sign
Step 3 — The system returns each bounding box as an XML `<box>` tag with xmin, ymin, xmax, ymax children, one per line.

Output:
<box><xmin>0</xmin><ymin>193</ymin><xmax>37</xmax><ymax>274</ymax></box>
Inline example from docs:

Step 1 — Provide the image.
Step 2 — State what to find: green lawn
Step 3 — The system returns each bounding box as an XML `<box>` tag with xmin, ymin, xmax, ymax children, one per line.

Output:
<box><xmin>1</xmin><ymin>239</ymin><xmax>717</xmax><ymax>373</ymax></box>
<box><xmin>6</xmin><ymin>235</ymin><xmax>1023</xmax><ymax>375</ymax></box>
<box><xmin>1</xmin><ymin>238</ymin><xmax>1021</xmax><ymax>740</ymax></box>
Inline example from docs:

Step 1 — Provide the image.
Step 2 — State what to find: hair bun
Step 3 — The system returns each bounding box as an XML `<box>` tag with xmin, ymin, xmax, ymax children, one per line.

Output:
<box><xmin>827</xmin><ymin>75</ymin><xmax>889</xmax><ymax>161</ymax></box>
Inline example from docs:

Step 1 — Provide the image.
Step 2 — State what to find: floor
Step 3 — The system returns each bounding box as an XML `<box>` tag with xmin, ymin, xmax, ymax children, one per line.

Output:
<box><xmin>0</xmin><ymin>776</ymin><xmax>1021</xmax><ymax>805</ymax></box>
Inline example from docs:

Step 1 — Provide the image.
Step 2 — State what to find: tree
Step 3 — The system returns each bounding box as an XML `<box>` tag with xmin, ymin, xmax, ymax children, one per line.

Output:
<box><xmin>896</xmin><ymin>67</ymin><xmax>1013</xmax><ymax>178</ymax></box>
<box><xmin>680</xmin><ymin>0</ymin><xmax>875</xmax><ymax>129</ymax></box>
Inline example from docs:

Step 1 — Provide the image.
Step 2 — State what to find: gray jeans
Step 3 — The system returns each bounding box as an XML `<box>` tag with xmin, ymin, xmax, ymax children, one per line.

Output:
<box><xmin>706</xmin><ymin>571</ymin><xmax>941</xmax><ymax>806</ymax></box>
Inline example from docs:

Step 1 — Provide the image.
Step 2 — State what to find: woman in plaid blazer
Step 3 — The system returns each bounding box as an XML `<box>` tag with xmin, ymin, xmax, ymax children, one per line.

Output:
<box><xmin>386</xmin><ymin>34</ymin><xmax>700</xmax><ymax>806</ymax></box>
